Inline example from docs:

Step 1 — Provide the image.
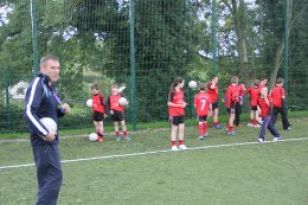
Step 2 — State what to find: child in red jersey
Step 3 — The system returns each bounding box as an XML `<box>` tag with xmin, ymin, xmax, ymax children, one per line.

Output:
<box><xmin>90</xmin><ymin>83</ymin><xmax>106</xmax><ymax>143</ymax></box>
<box><xmin>167</xmin><ymin>77</ymin><xmax>187</xmax><ymax>151</ymax></box>
<box><xmin>224</xmin><ymin>76</ymin><xmax>241</xmax><ymax>136</ymax></box>
<box><xmin>247</xmin><ymin>79</ymin><xmax>261</xmax><ymax>128</ymax></box>
<box><xmin>107</xmin><ymin>83</ymin><xmax>131</xmax><ymax>141</ymax></box>
<box><xmin>235</xmin><ymin>82</ymin><xmax>246</xmax><ymax>127</ymax></box>
<box><xmin>207</xmin><ymin>76</ymin><xmax>222</xmax><ymax>129</ymax></box>
<box><xmin>270</xmin><ymin>77</ymin><xmax>291</xmax><ymax>130</ymax></box>
<box><xmin>257</xmin><ymin>87</ymin><xmax>281</xmax><ymax>142</ymax></box>
<box><xmin>194</xmin><ymin>83</ymin><xmax>212</xmax><ymax>140</ymax></box>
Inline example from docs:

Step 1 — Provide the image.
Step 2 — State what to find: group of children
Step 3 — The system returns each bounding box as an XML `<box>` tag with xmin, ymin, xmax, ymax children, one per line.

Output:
<box><xmin>89</xmin><ymin>76</ymin><xmax>291</xmax><ymax>150</ymax></box>
<box><xmin>90</xmin><ymin>83</ymin><xmax>130</xmax><ymax>143</ymax></box>
<box><xmin>167</xmin><ymin>76</ymin><xmax>291</xmax><ymax>150</ymax></box>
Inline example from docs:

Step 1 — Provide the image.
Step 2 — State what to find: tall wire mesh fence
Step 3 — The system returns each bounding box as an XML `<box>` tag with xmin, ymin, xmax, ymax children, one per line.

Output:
<box><xmin>0</xmin><ymin>0</ymin><xmax>307</xmax><ymax>133</ymax></box>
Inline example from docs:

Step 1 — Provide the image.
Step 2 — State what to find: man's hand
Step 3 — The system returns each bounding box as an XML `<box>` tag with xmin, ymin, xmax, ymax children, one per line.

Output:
<box><xmin>110</xmin><ymin>110</ymin><xmax>114</xmax><ymax>115</ymax></box>
<box><xmin>44</xmin><ymin>131</ymin><xmax>57</xmax><ymax>142</ymax></box>
<box><xmin>62</xmin><ymin>103</ymin><xmax>71</xmax><ymax>114</ymax></box>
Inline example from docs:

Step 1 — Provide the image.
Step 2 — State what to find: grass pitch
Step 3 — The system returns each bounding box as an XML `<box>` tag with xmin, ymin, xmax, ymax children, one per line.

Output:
<box><xmin>0</xmin><ymin>117</ymin><xmax>308</xmax><ymax>205</ymax></box>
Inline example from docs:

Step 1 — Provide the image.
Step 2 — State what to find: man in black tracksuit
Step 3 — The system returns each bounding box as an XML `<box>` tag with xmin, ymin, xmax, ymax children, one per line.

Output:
<box><xmin>24</xmin><ymin>55</ymin><xmax>70</xmax><ymax>205</ymax></box>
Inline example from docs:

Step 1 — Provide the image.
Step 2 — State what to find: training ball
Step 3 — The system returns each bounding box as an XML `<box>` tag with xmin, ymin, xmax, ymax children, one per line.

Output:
<box><xmin>118</xmin><ymin>97</ymin><xmax>129</xmax><ymax>106</ymax></box>
<box><xmin>188</xmin><ymin>80</ymin><xmax>198</xmax><ymax>89</ymax></box>
<box><xmin>88</xmin><ymin>133</ymin><xmax>98</xmax><ymax>142</ymax></box>
<box><xmin>40</xmin><ymin>117</ymin><xmax>57</xmax><ymax>133</ymax></box>
<box><xmin>86</xmin><ymin>99</ymin><xmax>93</xmax><ymax>107</ymax></box>
<box><xmin>117</xmin><ymin>84</ymin><xmax>127</xmax><ymax>93</ymax></box>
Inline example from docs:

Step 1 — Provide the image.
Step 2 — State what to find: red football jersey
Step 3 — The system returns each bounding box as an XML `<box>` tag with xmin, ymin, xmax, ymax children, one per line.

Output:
<box><xmin>225</xmin><ymin>84</ymin><xmax>241</xmax><ymax>108</ymax></box>
<box><xmin>247</xmin><ymin>86</ymin><xmax>260</xmax><ymax>106</ymax></box>
<box><xmin>168</xmin><ymin>90</ymin><xmax>185</xmax><ymax>116</ymax></box>
<box><xmin>258</xmin><ymin>95</ymin><xmax>271</xmax><ymax>117</ymax></box>
<box><xmin>92</xmin><ymin>94</ymin><xmax>105</xmax><ymax>113</ymax></box>
<box><xmin>207</xmin><ymin>82</ymin><xmax>219</xmax><ymax>102</ymax></box>
<box><xmin>194</xmin><ymin>92</ymin><xmax>211</xmax><ymax>116</ymax></box>
<box><xmin>270</xmin><ymin>86</ymin><xmax>286</xmax><ymax>108</ymax></box>
<box><xmin>238</xmin><ymin>84</ymin><xmax>246</xmax><ymax>97</ymax></box>
<box><xmin>108</xmin><ymin>94</ymin><xmax>124</xmax><ymax>112</ymax></box>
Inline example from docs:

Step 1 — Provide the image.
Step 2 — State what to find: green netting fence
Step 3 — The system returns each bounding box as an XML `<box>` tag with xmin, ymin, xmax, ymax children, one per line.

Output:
<box><xmin>0</xmin><ymin>0</ymin><xmax>308</xmax><ymax>133</ymax></box>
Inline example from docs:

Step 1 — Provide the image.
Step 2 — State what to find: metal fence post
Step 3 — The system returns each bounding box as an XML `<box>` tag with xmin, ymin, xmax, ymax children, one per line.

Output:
<box><xmin>129</xmin><ymin>0</ymin><xmax>137</xmax><ymax>130</ymax></box>
<box><xmin>211</xmin><ymin>0</ymin><xmax>218</xmax><ymax>75</ymax></box>
<box><xmin>284</xmin><ymin>0</ymin><xmax>289</xmax><ymax>113</ymax></box>
<box><xmin>30</xmin><ymin>0</ymin><xmax>39</xmax><ymax>76</ymax></box>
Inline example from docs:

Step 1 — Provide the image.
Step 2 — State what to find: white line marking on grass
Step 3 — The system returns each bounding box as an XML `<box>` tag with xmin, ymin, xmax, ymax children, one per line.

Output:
<box><xmin>1</xmin><ymin>137</ymin><xmax>308</xmax><ymax>170</ymax></box>
<box><xmin>0</xmin><ymin>129</ymin><xmax>170</xmax><ymax>143</ymax></box>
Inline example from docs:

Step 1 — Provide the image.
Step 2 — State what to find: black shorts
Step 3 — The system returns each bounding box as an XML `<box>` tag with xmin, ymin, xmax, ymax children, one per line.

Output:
<box><xmin>93</xmin><ymin>111</ymin><xmax>104</xmax><ymax>122</ymax></box>
<box><xmin>227</xmin><ymin>103</ymin><xmax>236</xmax><ymax>114</ymax></box>
<box><xmin>212</xmin><ymin>101</ymin><xmax>218</xmax><ymax>110</ymax></box>
<box><xmin>251</xmin><ymin>106</ymin><xmax>258</xmax><ymax>111</ymax></box>
<box><xmin>111</xmin><ymin>110</ymin><xmax>124</xmax><ymax>122</ymax></box>
<box><xmin>169</xmin><ymin>116</ymin><xmax>184</xmax><ymax>126</ymax></box>
<box><xmin>198</xmin><ymin>115</ymin><xmax>208</xmax><ymax>122</ymax></box>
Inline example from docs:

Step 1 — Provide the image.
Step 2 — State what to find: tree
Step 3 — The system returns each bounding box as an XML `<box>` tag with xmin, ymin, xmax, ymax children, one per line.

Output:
<box><xmin>257</xmin><ymin>0</ymin><xmax>308</xmax><ymax>88</ymax></box>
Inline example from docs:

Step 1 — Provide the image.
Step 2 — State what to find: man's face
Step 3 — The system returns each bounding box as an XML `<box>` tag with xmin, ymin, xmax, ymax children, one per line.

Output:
<box><xmin>41</xmin><ymin>59</ymin><xmax>60</xmax><ymax>82</ymax></box>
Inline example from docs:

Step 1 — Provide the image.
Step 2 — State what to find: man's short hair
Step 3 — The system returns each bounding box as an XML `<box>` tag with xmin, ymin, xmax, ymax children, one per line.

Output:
<box><xmin>40</xmin><ymin>55</ymin><xmax>59</xmax><ymax>67</ymax></box>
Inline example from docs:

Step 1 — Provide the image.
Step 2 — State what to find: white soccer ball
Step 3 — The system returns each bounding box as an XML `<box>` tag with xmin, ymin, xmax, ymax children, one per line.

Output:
<box><xmin>118</xmin><ymin>97</ymin><xmax>129</xmax><ymax>106</ymax></box>
<box><xmin>40</xmin><ymin>117</ymin><xmax>57</xmax><ymax>133</ymax></box>
<box><xmin>88</xmin><ymin>133</ymin><xmax>98</xmax><ymax>142</ymax></box>
<box><xmin>188</xmin><ymin>80</ymin><xmax>198</xmax><ymax>89</ymax></box>
<box><xmin>117</xmin><ymin>84</ymin><xmax>127</xmax><ymax>93</ymax></box>
<box><xmin>86</xmin><ymin>99</ymin><xmax>93</xmax><ymax>107</ymax></box>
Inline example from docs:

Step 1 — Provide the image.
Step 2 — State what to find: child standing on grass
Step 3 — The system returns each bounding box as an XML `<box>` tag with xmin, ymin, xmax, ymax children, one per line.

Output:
<box><xmin>167</xmin><ymin>77</ymin><xmax>188</xmax><ymax>151</ymax></box>
<box><xmin>107</xmin><ymin>83</ymin><xmax>131</xmax><ymax>142</ymax></box>
<box><xmin>257</xmin><ymin>87</ymin><xmax>282</xmax><ymax>142</ymax></box>
<box><xmin>235</xmin><ymin>82</ymin><xmax>246</xmax><ymax>127</ymax></box>
<box><xmin>270</xmin><ymin>77</ymin><xmax>292</xmax><ymax>130</ymax></box>
<box><xmin>207</xmin><ymin>76</ymin><xmax>222</xmax><ymax>129</ymax></box>
<box><xmin>194</xmin><ymin>83</ymin><xmax>212</xmax><ymax>140</ymax></box>
<box><xmin>90</xmin><ymin>83</ymin><xmax>106</xmax><ymax>143</ymax></box>
<box><xmin>247</xmin><ymin>79</ymin><xmax>261</xmax><ymax>128</ymax></box>
<box><xmin>224</xmin><ymin>76</ymin><xmax>241</xmax><ymax>136</ymax></box>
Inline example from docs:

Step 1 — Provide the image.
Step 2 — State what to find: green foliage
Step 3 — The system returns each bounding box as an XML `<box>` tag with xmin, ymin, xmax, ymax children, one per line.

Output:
<box><xmin>0</xmin><ymin>103</ymin><xmax>26</xmax><ymax>132</ymax></box>
<box><xmin>0</xmin><ymin>0</ymin><xmax>308</xmax><ymax>132</ymax></box>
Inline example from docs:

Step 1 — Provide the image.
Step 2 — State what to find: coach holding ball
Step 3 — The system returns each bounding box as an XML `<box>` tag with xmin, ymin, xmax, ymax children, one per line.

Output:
<box><xmin>24</xmin><ymin>55</ymin><xmax>70</xmax><ymax>205</ymax></box>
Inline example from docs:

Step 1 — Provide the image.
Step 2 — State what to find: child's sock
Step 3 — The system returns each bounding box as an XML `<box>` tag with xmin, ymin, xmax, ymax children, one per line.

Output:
<box><xmin>198</xmin><ymin>123</ymin><xmax>204</xmax><ymax>136</ymax></box>
<box><xmin>203</xmin><ymin>122</ymin><xmax>208</xmax><ymax>134</ymax></box>
<box><xmin>179</xmin><ymin>140</ymin><xmax>185</xmax><ymax>145</ymax></box>
<box><xmin>171</xmin><ymin>141</ymin><xmax>177</xmax><ymax>147</ymax></box>
<box><xmin>228</xmin><ymin>125</ymin><xmax>234</xmax><ymax>132</ymax></box>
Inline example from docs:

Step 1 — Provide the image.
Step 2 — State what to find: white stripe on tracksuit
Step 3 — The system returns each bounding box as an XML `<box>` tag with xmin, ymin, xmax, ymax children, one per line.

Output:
<box><xmin>26</xmin><ymin>77</ymin><xmax>48</xmax><ymax>136</ymax></box>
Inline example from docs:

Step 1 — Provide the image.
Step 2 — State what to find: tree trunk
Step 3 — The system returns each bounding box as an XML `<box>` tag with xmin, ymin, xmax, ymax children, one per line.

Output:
<box><xmin>269</xmin><ymin>41</ymin><xmax>284</xmax><ymax>89</ymax></box>
<box><xmin>232</xmin><ymin>0</ymin><xmax>250</xmax><ymax>84</ymax></box>
<box><xmin>269</xmin><ymin>0</ymin><xmax>298</xmax><ymax>89</ymax></box>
